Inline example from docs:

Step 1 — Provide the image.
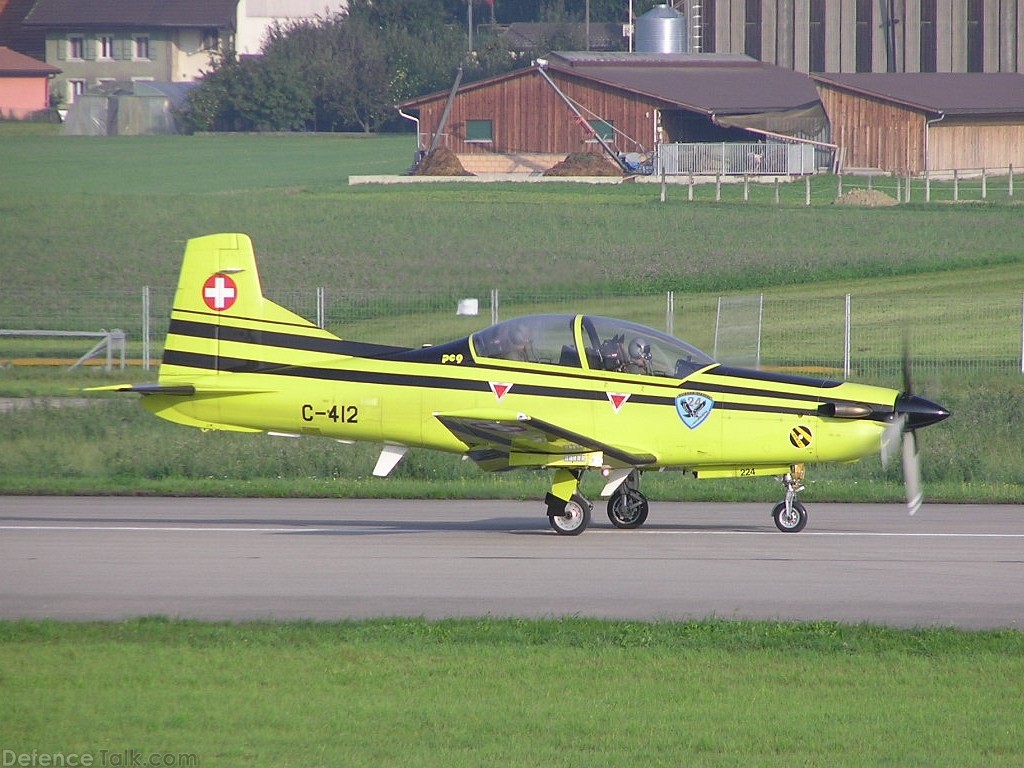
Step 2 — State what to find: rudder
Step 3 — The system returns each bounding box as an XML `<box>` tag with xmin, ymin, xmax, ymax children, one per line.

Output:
<box><xmin>159</xmin><ymin>233</ymin><xmax>329</xmax><ymax>383</ymax></box>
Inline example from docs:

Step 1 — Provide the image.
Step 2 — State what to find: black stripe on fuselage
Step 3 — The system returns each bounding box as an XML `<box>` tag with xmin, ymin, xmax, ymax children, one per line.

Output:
<box><xmin>161</xmin><ymin>349</ymin><xmax>861</xmax><ymax>419</ymax></box>
<box><xmin>168</xmin><ymin>317</ymin><xmax>411</xmax><ymax>358</ymax></box>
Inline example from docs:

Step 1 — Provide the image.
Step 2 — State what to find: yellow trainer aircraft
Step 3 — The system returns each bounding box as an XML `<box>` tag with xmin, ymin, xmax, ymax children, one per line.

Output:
<box><xmin>94</xmin><ymin>233</ymin><xmax>949</xmax><ymax>535</ymax></box>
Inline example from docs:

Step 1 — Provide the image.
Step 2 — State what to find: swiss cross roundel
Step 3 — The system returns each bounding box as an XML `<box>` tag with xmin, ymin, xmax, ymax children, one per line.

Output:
<box><xmin>202</xmin><ymin>273</ymin><xmax>238</xmax><ymax>311</ymax></box>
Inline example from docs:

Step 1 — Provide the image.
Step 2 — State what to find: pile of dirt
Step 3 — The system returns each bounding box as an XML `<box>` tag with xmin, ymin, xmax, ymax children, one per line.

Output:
<box><xmin>544</xmin><ymin>152</ymin><xmax>623</xmax><ymax>177</ymax></box>
<box><xmin>832</xmin><ymin>188</ymin><xmax>899</xmax><ymax>207</ymax></box>
<box><xmin>414</xmin><ymin>148</ymin><xmax>474</xmax><ymax>176</ymax></box>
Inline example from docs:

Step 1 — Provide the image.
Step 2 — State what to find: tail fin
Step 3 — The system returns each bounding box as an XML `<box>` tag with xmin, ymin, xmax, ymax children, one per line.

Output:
<box><xmin>159</xmin><ymin>233</ymin><xmax>335</xmax><ymax>383</ymax></box>
<box><xmin>171</xmin><ymin>232</ymin><xmax>311</xmax><ymax>326</ymax></box>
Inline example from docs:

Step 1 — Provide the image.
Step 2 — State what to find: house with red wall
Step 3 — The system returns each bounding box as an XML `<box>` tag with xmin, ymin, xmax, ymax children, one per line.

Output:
<box><xmin>0</xmin><ymin>45</ymin><xmax>59</xmax><ymax>118</ymax></box>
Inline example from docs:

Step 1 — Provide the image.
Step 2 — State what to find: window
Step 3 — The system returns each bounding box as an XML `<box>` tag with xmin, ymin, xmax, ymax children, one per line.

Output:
<box><xmin>966</xmin><ymin>0</ymin><xmax>983</xmax><ymax>72</ymax></box>
<box><xmin>586</xmin><ymin>119</ymin><xmax>614</xmax><ymax>142</ymax></box>
<box><xmin>809</xmin><ymin>0</ymin><xmax>825</xmax><ymax>72</ymax></box>
<box><xmin>134</xmin><ymin>35</ymin><xmax>150</xmax><ymax>60</ymax></box>
<box><xmin>201</xmin><ymin>29</ymin><xmax>220</xmax><ymax>51</ymax></box>
<box><xmin>583</xmin><ymin>316</ymin><xmax>714</xmax><ymax>378</ymax></box>
<box><xmin>68</xmin><ymin>35</ymin><xmax>85</xmax><ymax>60</ymax></box>
<box><xmin>855</xmin><ymin>0</ymin><xmax>872</xmax><ymax>72</ymax></box>
<box><xmin>744</xmin><ymin>0</ymin><xmax>762</xmax><ymax>60</ymax></box>
<box><xmin>471</xmin><ymin>316</ymin><xmax>579</xmax><ymax>368</ymax></box>
<box><xmin>698</xmin><ymin>0</ymin><xmax>715</xmax><ymax>53</ymax></box>
<box><xmin>920</xmin><ymin>0</ymin><xmax>937</xmax><ymax>72</ymax></box>
<box><xmin>465</xmin><ymin>119</ymin><xmax>493</xmax><ymax>143</ymax></box>
<box><xmin>68</xmin><ymin>79</ymin><xmax>85</xmax><ymax>102</ymax></box>
<box><xmin>99</xmin><ymin>35</ymin><xmax>115</xmax><ymax>59</ymax></box>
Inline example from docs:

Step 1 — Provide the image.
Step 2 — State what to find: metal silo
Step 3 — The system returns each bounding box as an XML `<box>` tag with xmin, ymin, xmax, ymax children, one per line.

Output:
<box><xmin>635</xmin><ymin>4</ymin><xmax>689</xmax><ymax>54</ymax></box>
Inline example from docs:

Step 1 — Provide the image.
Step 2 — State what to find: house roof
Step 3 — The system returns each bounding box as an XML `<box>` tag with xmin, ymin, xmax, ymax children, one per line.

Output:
<box><xmin>23</xmin><ymin>0</ymin><xmax>238</xmax><ymax>28</ymax></box>
<box><xmin>0</xmin><ymin>0</ymin><xmax>45</xmax><ymax>59</ymax></box>
<box><xmin>401</xmin><ymin>52</ymin><xmax>822</xmax><ymax>117</ymax></box>
<box><xmin>811</xmin><ymin>73</ymin><xmax>1024</xmax><ymax>116</ymax></box>
<box><xmin>0</xmin><ymin>44</ymin><xmax>59</xmax><ymax>75</ymax></box>
<box><xmin>544</xmin><ymin>52</ymin><xmax>822</xmax><ymax>115</ymax></box>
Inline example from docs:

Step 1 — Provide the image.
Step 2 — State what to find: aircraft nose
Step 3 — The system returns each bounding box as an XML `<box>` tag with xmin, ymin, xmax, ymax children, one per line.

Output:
<box><xmin>895</xmin><ymin>392</ymin><xmax>950</xmax><ymax>429</ymax></box>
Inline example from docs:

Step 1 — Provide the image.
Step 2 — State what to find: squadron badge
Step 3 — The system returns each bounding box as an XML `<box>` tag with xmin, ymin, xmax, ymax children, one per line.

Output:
<box><xmin>675</xmin><ymin>392</ymin><xmax>714</xmax><ymax>430</ymax></box>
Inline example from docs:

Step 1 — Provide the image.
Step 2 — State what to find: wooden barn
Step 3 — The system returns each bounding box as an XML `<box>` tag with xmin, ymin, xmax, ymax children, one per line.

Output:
<box><xmin>813</xmin><ymin>73</ymin><xmax>1024</xmax><ymax>175</ymax></box>
<box><xmin>399</xmin><ymin>52</ymin><xmax>829</xmax><ymax>175</ymax></box>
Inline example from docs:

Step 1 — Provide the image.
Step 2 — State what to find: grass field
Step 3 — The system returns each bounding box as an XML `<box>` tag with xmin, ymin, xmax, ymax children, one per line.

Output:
<box><xmin>2</xmin><ymin>618</ymin><xmax>1022</xmax><ymax>767</ymax></box>
<box><xmin>2</xmin><ymin>129</ymin><xmax>1023</xmax><ymax>501</ymax></box>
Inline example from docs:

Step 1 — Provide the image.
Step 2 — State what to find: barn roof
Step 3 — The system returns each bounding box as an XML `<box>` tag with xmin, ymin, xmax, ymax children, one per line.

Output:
<box><xmin>0</xmin><ymin>44</ymin><xmax>59</xmax><ymax>75</ymax></box>
<box><xmin>23</xmin><ymin>0</ymin><xmax>238</xmax><ymax>28</ymax></box>
<box><xmin>400</xmin><ymin>52</ymin><xmax>823</xmax><ymax>117</ymax></box>
<box><xmin>543</xmin><ymin>52</ymin><xmax>822</xmax><ymax>115</ymax></box>
<box><xmin>811</xmin><ymin>73</ymin><xmax>1024</xmax><ymax>117</ymax></box>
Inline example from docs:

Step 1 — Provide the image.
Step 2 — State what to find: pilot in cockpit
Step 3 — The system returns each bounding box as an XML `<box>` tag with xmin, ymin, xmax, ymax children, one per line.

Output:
<box><xmin>622</xmin><ymin>337</ymin><xmax>652</xmax><ymax>375</ymax></box>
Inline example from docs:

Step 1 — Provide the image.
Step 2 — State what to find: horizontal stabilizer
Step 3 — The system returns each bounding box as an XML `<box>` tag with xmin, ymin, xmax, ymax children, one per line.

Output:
<box><xmin>85</xmin><ymin>383</ymin><xmax>274</xmax><ymax>397</ymax></box>
<box><xmin>86</xmin><ymin>383</ymin><xmax>196</xmax><ymax>396</ymax></box>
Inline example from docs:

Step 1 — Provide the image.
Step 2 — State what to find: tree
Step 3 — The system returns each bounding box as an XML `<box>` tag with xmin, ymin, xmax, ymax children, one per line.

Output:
<box><xmin>180</xmin><ymin>0</ymin><xmax>526</xmax><ymax>133</ymax></box>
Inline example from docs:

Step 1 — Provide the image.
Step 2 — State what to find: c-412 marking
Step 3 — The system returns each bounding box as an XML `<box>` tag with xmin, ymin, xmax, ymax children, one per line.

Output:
<box><xmin>302</xmin><ymin>404</ymin><xmax>358</xmax><ymax>423</ymax></box>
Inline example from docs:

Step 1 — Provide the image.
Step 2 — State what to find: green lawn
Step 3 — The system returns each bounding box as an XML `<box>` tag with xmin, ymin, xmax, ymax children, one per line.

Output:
<box><xmin>2</xmin><ymin>618</ymin><xmax>1021</xmax><ymax>767</ymax></box>
<box><xmin>2</xmin><ymin>131</ymin><xmax>1024</xmax><ymax>500</ymax></box>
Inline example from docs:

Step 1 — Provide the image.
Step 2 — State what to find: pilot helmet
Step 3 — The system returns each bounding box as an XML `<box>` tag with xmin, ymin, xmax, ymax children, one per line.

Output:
<box><xmin>629</xmin><ymin>338</ymin><xmax>651</xmax><ymax>360</ymax></box>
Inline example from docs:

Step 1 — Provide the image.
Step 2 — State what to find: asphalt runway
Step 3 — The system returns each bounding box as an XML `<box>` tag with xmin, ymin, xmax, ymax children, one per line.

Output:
<box><xmin>1</xmin><ymin>497</ymin><xmax>1022</xmax><ymax>629</ymax></box>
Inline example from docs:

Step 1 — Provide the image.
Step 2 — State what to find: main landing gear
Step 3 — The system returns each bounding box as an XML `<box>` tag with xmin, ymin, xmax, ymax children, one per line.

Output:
<box><xmin>546</xmin><ymin>468</ymin><xmax>650</xmax><ymax>535</ymax></box>
<box><xmin>545</xmin><ymin>468</ymin><xmax>593</xmax><ymax>535</ymax></box>
<box><xmin>606</xmin><ymin>469</ymin><xmax>649</xmax><ymax>529</ymax></box>
<box><xmin>771</xmin><ymin>466</ymin><xmax>808</xmax><ymax>533</ymax></box>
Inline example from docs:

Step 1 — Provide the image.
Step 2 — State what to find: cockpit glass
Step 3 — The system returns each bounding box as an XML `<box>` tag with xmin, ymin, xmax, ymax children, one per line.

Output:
<box><xmin>583</xmin><ymin>316</ymin><xmax>714</xmax><ymax>378</ymax></box>
<box><xmin>472</xmin><ymin>315</ymin><xmax>580</xmax><ymax>367</ymax></box>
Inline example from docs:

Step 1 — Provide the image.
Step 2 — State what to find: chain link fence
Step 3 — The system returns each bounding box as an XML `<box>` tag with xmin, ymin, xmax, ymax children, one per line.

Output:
<box><xmin>2</xmin><ymin>287</ymin><xmax>1021</xmax><ymax>382</ymax></box>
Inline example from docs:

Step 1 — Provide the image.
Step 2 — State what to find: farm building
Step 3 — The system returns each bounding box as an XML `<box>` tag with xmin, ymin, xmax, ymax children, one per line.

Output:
<box><xmin>398</xmin><ymin>51</ymin><xmax>831</xmax><ymax>175</ymax></box>
<box><xmin>0</xmin><ymin>45</ymin><xmax>59</xmax><ymax>118</ymax></box>
<box><xmin>813</xmin><ymin>72</ymin><xmax>1024</xmax><ymax>175</ymax></box>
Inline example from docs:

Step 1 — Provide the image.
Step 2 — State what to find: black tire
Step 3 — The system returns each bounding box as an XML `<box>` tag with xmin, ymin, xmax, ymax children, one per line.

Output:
<box><xmin>548</xmin><ymin>495</ymin><xmax>591</xmax><ymax>536</ymax></box>
<box><xmin>772</xmin><ymin>500</ymin><xmax>808</xmax><ymax>533</ymax></box>
<box><xmin>606</xmin><ymin>489</ymin><xmax>649</xmax><ymax>529</ymax></box>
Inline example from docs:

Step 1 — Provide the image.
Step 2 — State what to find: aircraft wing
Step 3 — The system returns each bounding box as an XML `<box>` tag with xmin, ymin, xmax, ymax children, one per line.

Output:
<box><xmin>434</xmin><ymin>410</ymin><xmax>657</xmax><ymax>472</ymax></box>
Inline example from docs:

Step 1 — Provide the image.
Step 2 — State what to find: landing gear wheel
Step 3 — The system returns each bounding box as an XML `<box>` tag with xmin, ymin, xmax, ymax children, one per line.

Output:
<box><xmin>607</xmin><ymin>489</ymin><xmax>649</xmax><ymax>529</ymax></box>
<box><xmin>548</xmin><ymin>494</ymin><xmax>591</xmax><ymax>536</ymax></box>
<box><xmin>772</xmin><ymin>500</ymin><xmax>808</xmax><ymax>533</ymax></box>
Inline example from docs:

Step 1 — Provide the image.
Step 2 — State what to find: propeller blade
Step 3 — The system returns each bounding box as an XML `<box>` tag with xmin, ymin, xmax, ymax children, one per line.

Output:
<box><xmin>902</xmin><ymin>430</ymin><xmax>923</xmax><ymax>516</ymax></box>
<box><xmin>902</xmin><ymin>337</ymin><xmax>914</xmax><ymax>396</ymax></box>
<box><xmin>880</xmin><ymin>415</ymin><xmax>905</xmax><ymax>468</ymax></box>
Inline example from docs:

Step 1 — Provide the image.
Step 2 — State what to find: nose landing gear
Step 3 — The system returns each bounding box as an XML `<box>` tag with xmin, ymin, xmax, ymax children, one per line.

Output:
<box><xmin>772</xmin><ymin>466</ymin><xmax>808</xmax><ymax>532</ymax></box>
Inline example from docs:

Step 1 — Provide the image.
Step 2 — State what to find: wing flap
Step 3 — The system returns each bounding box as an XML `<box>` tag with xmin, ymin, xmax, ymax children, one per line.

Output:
<box><xmin>435</xmin><ymin>410</ymin><xmax>656</xmax><ymax>471</ymax></box>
